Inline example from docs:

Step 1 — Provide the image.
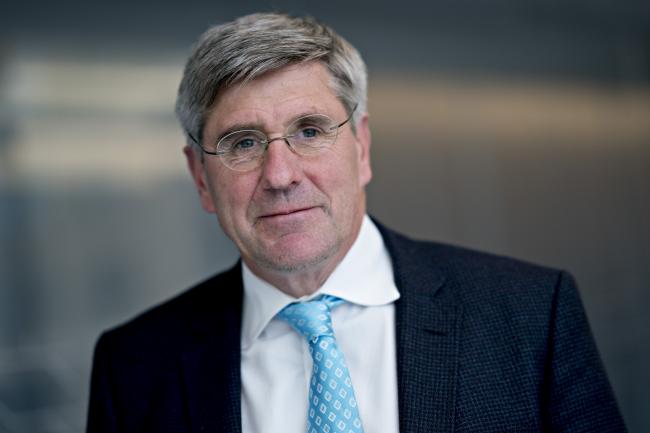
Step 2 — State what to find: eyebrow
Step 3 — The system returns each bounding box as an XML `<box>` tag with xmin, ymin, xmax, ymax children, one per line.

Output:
<box><xmin>213</xmin><ymin>110</ymin><xmax>326</xmax><ymax>143</ymax></box>
<box><xmin>214</xmin><ymin>122</ymin><xmax>265</xmax><ymax>143</ymax></box>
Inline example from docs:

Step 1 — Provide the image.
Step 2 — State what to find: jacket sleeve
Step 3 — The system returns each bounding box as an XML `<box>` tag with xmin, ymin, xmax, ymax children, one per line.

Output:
<box><xmin>87</xmin><ymin>332</ymin><xmax>118</xmax><ymax>433</ymax></box>
<box><xmin>546</xmin><ymin>271</ymin><xmax>627</xmax><ymax>432</ymax></box>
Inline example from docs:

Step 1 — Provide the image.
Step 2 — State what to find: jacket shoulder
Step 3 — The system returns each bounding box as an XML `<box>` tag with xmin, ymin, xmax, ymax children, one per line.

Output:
<box><xmin>97</xmin><ymin>262</ymin><xmax>242</xmax><ymax>354</ymax></box>
<box><xmin>378</xmin><ymin>224</ymin><xmax>566</xmax><ymax>295</ymax></box>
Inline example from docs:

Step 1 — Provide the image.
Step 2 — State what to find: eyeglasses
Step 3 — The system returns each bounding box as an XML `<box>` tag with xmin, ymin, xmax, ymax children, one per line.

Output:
<box><xmin>187</xmin><ymin>105</ymin><xmax>357</xmax><ymax>172</ymax></box>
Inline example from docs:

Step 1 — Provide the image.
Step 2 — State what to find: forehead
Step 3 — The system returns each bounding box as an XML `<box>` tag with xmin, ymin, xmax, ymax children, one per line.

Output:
<box><xmin>207</xmin><ymin>62</ymin><xmax>343</xmax><ymax>131</ymax></box>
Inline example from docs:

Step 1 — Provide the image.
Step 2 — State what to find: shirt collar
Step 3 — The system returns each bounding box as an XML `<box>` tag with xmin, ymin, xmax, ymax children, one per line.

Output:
<box><xmin>241</xmin><ymin>215</ymin><xmax>400</xmax><ymax>349</ymax></box>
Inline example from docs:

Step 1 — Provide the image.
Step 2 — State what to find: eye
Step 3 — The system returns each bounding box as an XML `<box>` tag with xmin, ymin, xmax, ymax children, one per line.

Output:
<box><xmin>234</xmin><ymin>137</ymin><xmax>257</xmax><ymax>150</ymax></box>
<box><xmin>219</xmin><ymin>131</ymin><xmax>263</xmax><ymax>154</ymax></box>
<box><xmin>290</xmin><ymin>114</ymin><xmax>336</xmax><ymax>140</ymax></box>
<box><xmin>299</xmin><ymin>127</ymin><xmax>321</xmax><ymax>139</ymax></box>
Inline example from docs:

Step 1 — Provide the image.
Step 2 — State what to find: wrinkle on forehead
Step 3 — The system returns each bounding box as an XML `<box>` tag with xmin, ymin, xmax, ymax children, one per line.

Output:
<box><xmin>205</xmin><ymin>62</ymin><xmax>343</xmax><ymax>138</ymax></box>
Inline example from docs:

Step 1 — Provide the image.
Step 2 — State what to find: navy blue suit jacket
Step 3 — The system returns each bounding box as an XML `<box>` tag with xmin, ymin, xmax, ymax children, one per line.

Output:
<box><xmin>87</xmin><ymin>224</ymin><xmax>626</xmax><ymax>432</ymax></box>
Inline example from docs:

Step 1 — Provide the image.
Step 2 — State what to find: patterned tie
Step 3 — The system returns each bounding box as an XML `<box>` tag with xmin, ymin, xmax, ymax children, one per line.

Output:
<box><xmin>278</xmin><ymin>295</ymin><xmax>364</xmax><ymax>433</ymax></box>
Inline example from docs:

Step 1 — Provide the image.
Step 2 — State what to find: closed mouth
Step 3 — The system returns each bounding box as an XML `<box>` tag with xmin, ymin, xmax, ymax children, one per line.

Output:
<box><xmin>259</xmin><ymin>206</ymin><xmax>318</xmax><ymax>218</ymax></box>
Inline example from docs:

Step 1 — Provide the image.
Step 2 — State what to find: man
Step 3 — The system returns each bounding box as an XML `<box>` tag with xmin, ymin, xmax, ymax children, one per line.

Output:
<box><xmin>87</xmin><ymin>13</ymin><xmax>626</xmax><ymax>433</ymax></box>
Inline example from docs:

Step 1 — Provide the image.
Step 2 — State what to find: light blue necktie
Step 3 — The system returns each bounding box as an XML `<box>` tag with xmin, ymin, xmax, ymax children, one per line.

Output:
<box><xmin>278</xmin><ymin>295</ymin><xmax>364</xmax><ymax>433</ymax></box>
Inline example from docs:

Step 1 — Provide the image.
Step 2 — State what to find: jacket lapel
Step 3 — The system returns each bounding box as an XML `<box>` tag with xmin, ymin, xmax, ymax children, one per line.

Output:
<box><xmin>379</xmin><ymin>225</ymin><xmax>461</xmax><ymax>433</ymax></box>
<box><xmin>180</xmin><ymin>265</ymin><xmax>244</xmax><ymax>433</ymax></box>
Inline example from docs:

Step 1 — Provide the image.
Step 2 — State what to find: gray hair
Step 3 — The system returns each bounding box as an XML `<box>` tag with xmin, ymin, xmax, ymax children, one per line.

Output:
<box><xmin>175</xmin><ymin>13</ymin><xmax>367</xmax><ymax>145</ymax></box>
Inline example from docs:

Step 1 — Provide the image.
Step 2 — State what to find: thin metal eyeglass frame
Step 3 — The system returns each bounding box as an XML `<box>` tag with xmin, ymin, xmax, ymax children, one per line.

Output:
<box><xmin>186</xmin><ymin>104</ymin><xmax>358</xmax><ymax>157</ymax></box>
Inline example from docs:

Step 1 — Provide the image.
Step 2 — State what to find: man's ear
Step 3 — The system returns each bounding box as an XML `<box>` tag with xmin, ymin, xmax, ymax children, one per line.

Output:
<box><xmin>355</xmin><ymin>113</ymin><xmax>372</xmax><ymax>188</ymax></box>
<box><xmin>183</xmin><ymin>145</ymin><xmax>217</xmax><ymax>213</ymax></box>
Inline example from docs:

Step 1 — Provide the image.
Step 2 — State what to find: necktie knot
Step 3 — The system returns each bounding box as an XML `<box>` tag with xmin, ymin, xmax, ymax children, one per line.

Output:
<box><xmin>278</xmin><ymin>295</ymin><xmax>343</xmax><ymax>343</ymax></box>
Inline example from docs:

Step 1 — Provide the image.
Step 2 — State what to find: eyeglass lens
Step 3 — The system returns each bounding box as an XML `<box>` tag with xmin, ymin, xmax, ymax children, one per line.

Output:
<box><xmin>215</xmin><ymin>114</ymin><xmax>340</xmax><ymax>171</ymax></box>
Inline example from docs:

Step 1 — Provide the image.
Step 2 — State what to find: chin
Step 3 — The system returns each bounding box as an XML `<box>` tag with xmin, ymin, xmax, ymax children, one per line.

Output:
<box><xmin>254</xmin><ymin>239</ymin><xmax>340</xmax><ymax>274</ymax></box>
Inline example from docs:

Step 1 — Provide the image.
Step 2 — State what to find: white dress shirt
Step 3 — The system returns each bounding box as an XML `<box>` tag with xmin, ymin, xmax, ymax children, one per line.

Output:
<box><xmin>241</xmin><ymin>215</ymin><xmax>401</xmax><ymax>433</ymax></box>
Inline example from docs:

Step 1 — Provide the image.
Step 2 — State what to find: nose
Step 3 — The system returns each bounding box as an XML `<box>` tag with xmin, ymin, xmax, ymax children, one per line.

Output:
<box><xmin>259</xmin><ymin>137</ymin><xmax>303</xmax><ymax>190</ymax></box>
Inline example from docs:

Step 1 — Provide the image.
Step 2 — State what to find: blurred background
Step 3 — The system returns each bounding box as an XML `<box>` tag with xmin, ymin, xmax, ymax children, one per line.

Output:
<box><xmin>1</xmin><ymin>0</ymin><xmax>649</xmax><ymax>431</ymax></box>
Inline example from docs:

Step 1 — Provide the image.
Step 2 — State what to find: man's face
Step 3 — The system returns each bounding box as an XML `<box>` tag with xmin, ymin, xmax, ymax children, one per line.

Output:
<box><xmin>185</xmin><ymin>62</ymin><xmax>372</xmax><ymax>278</ymax></box>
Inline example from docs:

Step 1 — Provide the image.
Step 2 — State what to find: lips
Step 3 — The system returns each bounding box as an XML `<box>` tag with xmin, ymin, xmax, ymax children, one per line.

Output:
<box><xmin>259</xmin><ymin>206</ymin><xmax>318</xmax><ymax>219</ymax></box>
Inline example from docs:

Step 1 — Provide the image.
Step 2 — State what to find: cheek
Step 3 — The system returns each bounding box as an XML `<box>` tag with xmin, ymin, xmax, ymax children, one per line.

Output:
<box><xmin>314</xmin><ymin>149</ymin><xmax>363</xmax><ymax>204</ymax></box>
<box><xmin>210</xmin><ymin>172</ymin><xmax>257</xmax><ymax>226</ymax></box>
<box><xmin>333</xmin><ymin>142</ymin><xmax>365</xmax><ymax>187</ymax></box>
